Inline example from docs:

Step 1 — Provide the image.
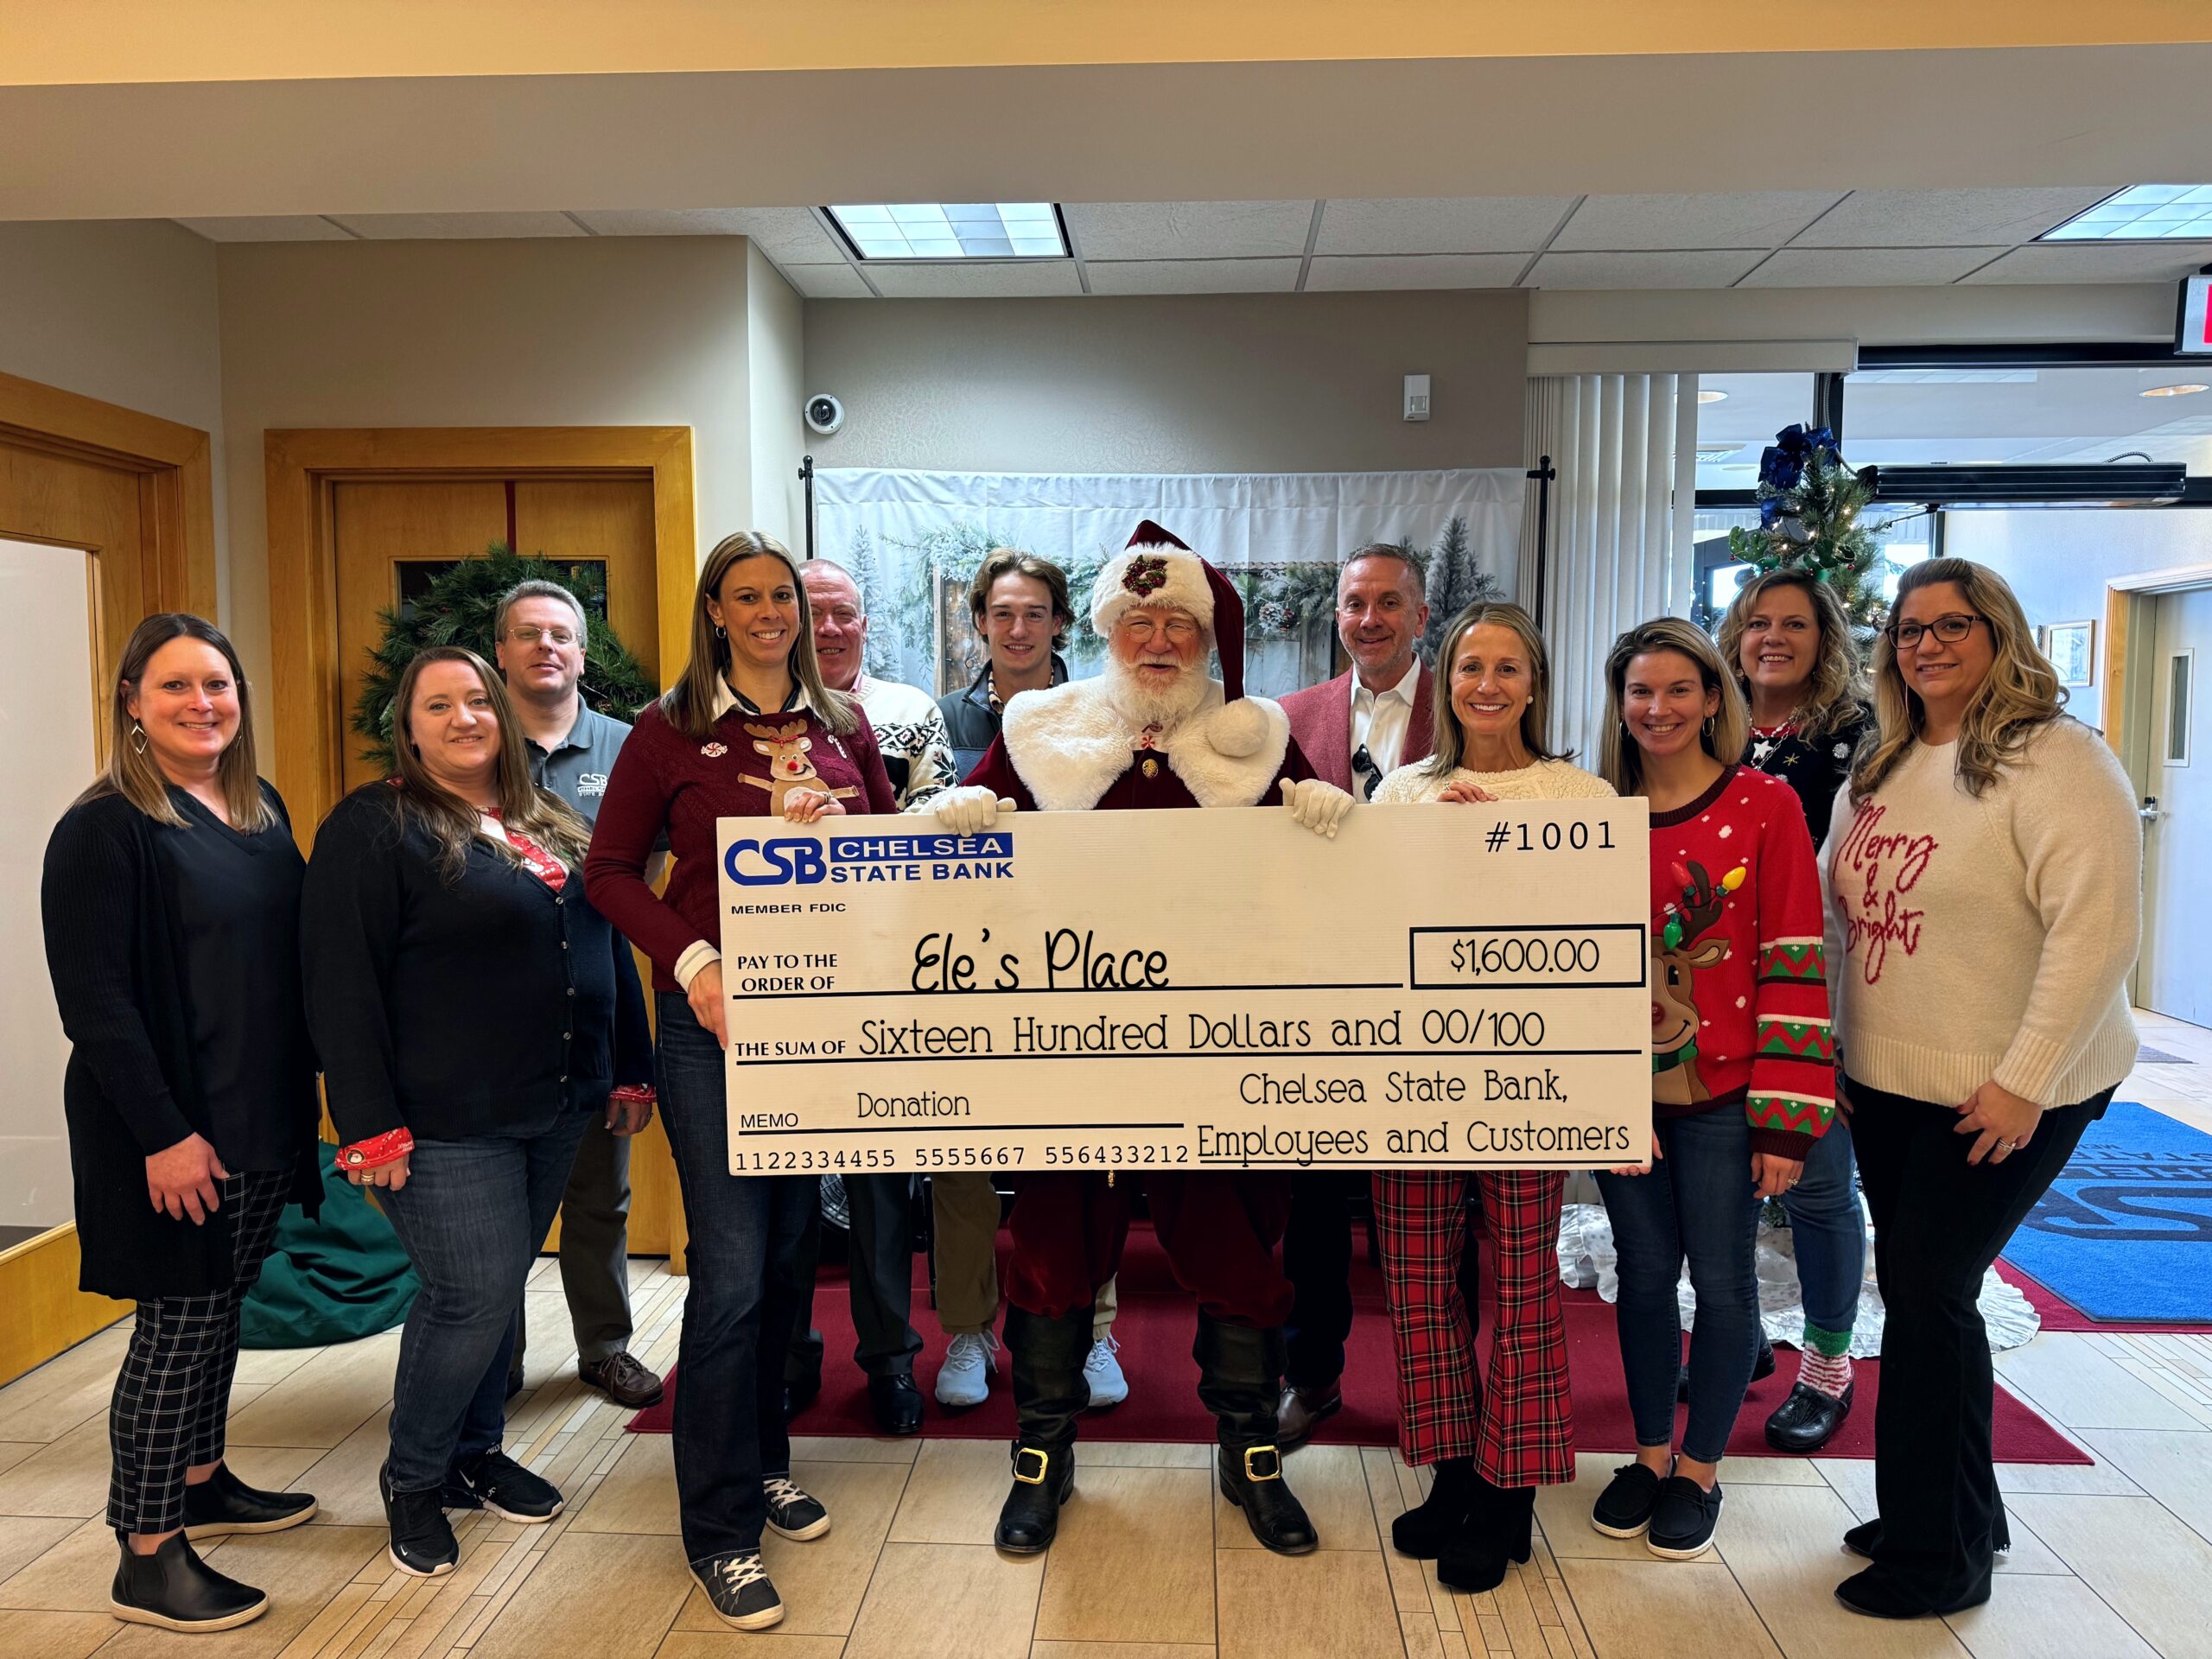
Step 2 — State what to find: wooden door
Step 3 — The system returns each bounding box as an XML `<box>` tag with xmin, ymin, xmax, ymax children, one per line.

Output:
<box><xmin>0</xmin><ymin>438</ymin><xmax>148</xmax><ymax>722</ymax></box>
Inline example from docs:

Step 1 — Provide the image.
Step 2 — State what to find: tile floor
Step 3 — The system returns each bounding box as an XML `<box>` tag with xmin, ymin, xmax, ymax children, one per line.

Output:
<box><xmin>3</xmin><ymin>1011</ymin><xmax>2210</xmax><ymax>1658</ymax></box>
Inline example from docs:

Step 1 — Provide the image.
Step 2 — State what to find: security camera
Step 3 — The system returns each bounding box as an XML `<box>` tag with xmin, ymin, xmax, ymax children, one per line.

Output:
<box><xmin>804</xmin><ymin>394</ymin><xmax>844</xmax><ymax>436</ymax></box>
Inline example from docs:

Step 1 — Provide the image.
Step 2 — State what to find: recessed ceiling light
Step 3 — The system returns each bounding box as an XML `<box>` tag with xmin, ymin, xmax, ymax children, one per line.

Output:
<box><xmin>2141</xmin><ymin>383</ymin><xmax>2210</xmax><ymax>397</ymax></box>
<box><xmin>2042</xmin><ymin>184</ymin><xmax>2212</xmax><ymax>242</ymax></box>
<box><xmin>1697</xmin><ymin>389</ymin><xmax>1728</xmax><ymax>404</ymax></box>
<box><xmin>825</xmin><ymin>202</ymin><xmax>1066</xmax><ymax>261</ymax></box>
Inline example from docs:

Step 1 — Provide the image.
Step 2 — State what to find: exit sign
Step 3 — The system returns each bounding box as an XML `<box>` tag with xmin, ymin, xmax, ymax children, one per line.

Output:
<box><xmin>2180</xmin><ymin>271</ymin><xmax>2212</xmax><ymax>354</ymax></box>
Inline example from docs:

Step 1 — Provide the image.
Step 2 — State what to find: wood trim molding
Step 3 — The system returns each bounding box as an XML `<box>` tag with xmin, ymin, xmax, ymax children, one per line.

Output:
<box><xmin>2101</xmin><ymin>562</ymin><xmax>2212</xmax><ymax>759</ymax></box>
<box><xmin>0</xmin><ymin>367</ymin><xmax>217</xmax><ymax>617</ymax></box>
<box><xmin>265</xmin><ymin>426</ymin><xmax>697</xmax><ymax>837</ymax></box>
<box><xmin>0</xmin><ymin>1224</ymin><xmax>129</xmax><ymax>1390</ymax></box>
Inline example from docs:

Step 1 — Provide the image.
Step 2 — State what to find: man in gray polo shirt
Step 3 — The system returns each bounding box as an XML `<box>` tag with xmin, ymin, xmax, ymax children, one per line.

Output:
<box><xmin>495</xmin><ymin>578</ymin><xmax>664</xmax><ymax>1412</ymax></box>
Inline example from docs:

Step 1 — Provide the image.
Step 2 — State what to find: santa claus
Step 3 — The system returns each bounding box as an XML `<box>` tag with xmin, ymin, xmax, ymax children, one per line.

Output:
<box><xmin>935</xmin><ymin>520</ymin><xmax>1353</xmax><ymax>1556</ymax></box>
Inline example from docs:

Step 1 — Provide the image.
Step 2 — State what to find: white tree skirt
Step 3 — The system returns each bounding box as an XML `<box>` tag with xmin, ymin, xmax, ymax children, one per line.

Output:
<box><xmin>1555</xmin><ymin>1203</ymin><xmax>2042</xmax><ymax>1357</ymax></box>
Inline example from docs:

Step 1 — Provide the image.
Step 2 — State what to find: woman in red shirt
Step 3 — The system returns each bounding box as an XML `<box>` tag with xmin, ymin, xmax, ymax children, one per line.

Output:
<box><xmin>584</xmin><ymin>533</ymin><xmax>895</xmax><ymax>1632</ymax></box>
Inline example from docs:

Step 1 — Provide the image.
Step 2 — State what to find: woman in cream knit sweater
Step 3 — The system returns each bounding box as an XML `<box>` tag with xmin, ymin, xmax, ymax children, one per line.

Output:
<box><xmin>1825</xmin><ymin>558</ymin><xmax>2139</xmax><ymax>1623</ymax></box>
<box><xmin>1370</xmin><ymin>603</ymin><xmax>1610</xmax><ymax>1594</ymax></box>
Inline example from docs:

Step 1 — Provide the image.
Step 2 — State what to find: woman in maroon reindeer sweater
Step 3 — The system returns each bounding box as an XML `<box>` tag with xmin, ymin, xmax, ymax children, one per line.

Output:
<box><xmin>584</xmin><ymin>532</ymin><xmax>894</xmax><ymax>1632</ymax></box>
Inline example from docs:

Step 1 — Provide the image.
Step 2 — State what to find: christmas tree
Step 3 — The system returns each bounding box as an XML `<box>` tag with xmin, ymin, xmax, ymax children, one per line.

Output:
<box><xmin>1725</xmin><ymin>425</ymin><xmax>1890</xmax><ymax>633</ymax></box>
<box><xmin>350</xmin><ymin>544</ymin><xmax>658</xmax><ymax>773</ymax></box>
<box><xmin>839</xmin><ymin>524</ymin><xmax>903</xmax><ymax>682</ymax></box>
<box><xmin>1417</xmin><ymin>514</ymin><xmax>1503</xmax><ymax>662</ymax></box>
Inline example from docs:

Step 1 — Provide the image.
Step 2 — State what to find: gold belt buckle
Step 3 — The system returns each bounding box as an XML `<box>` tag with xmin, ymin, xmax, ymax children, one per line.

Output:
<box><xmin>1242</xmin><ymin>1445</ymin><xmax>1283</xmax><ymax>1482</ymax></box>
<box><xmin>1013</xmin><ymin>1447</ymin><xmax>1051</xmax><ymax>1485</ymax></box>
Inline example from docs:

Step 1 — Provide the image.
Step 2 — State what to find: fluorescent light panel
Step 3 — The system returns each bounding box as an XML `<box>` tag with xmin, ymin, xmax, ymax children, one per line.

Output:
<box><xmin>2042</xmin><ymin>185</ymin><xmax>2212</xmax><ymax>242</ymax></box>
<box><xmin>827</xmin><ymin>202</ymin><xmax>1065</xmax><ymax>260</ymax></box>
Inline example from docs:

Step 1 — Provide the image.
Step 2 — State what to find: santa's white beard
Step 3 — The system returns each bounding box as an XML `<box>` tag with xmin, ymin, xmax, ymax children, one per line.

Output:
<box><xmin>1103</xmin><ymin>656</ymin><xmax>1208</xmax><ymax>733</ymax></box>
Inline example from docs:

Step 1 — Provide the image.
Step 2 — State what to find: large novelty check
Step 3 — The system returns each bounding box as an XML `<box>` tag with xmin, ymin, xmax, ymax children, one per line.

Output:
<box><xmin>716</xmin><ymin>799</ymin><xmax>1650</xmax><ymax>1173</ymax></box>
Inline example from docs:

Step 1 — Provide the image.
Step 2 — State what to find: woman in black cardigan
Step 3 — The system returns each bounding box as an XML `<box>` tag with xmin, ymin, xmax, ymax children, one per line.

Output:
<box><xmin>302</xmin><ymin>647</ymin><xmax>650</xmax><ymax>1581</ymax></box>
<box><xmin>41</xmin><ymin>614</ymin><xmax>322</xmax><ymax>1635</ymax></box>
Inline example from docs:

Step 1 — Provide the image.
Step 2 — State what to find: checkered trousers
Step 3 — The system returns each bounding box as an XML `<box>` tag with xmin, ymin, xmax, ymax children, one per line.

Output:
<box><xmin>1371</xmin><ymin>1170</ymin><xmax>1574</xmax><ymax>1486</ymax></box>
<box><xmin>108</xmin><ymin>1166</ymin><xmax>294</xmax><ymax>1535</ymax></box>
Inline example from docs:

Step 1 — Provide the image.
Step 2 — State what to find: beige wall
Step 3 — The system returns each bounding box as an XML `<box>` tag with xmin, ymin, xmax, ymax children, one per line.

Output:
<box><xmin>217</xmin><ymin>234</ymin><xmax>758</xmax><ymax>749</ymax></box>
<box><xmin>747</xmin><ymin>245</ymin><xmax>808</xmax><ymax>547</ymax></box>
<box><xmin>804</xmin><ymin>289</ymin><xmax>1528</xmax><ymax>475</ymax></box>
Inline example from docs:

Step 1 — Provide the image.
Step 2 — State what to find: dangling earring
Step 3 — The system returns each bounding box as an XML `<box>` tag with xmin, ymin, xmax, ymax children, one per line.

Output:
<box><xmin>713</xmin><ymin>623</ymin><xmax>728</xmax><ymax>641</ymax></box>
<box><xmin>130</xmin><ymin>722</ymin><xmax>149</xmax><ymax>755</ymax></box>
<box><xmin>1702</xmin><ymin>715</ymin><xmax>1715</xmax><ymax>741</ymax></box>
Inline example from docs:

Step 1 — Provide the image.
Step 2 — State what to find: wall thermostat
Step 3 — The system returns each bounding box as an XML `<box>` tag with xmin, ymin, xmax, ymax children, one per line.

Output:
<box><xmin>1403</xmin><ymin>374</ymin><xmax>1432</xmax><ymax>423</ymax></box>
<box><xmin>804</xmin><ymin>393</ymin><xmax>845</xmax><ymax>436</ymax></box>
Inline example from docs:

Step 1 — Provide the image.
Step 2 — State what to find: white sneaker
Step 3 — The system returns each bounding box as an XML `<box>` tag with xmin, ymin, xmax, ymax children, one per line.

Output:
<box><xmin>935</xmin><ymin>1330</ymin><xmax>999</xmax><ymax>1408</ymax></box>
<box><xmin>1084</xmin><ymin>1333</ymin><xmax>1128</xmax><ymax>1408</ymax></box>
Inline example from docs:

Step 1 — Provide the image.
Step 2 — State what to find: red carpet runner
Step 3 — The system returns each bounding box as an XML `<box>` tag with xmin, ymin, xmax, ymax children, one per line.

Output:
<box><xmin>628</xmin><ymin>1222</ymin><xmax>2088</xmax><ymax>1464</ymax></box>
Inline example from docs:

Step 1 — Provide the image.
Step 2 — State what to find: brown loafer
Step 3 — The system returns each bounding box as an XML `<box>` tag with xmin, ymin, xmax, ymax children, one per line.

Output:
<box><xmin>578</xmin><ymin>1351</ymin><xmax>665</xmax><ymax>1409</ymax></box>
<box><xmin>1276</xmin><ymin>1382</ymin><xmax>1342</xmax><ymax>1450</ymax></box>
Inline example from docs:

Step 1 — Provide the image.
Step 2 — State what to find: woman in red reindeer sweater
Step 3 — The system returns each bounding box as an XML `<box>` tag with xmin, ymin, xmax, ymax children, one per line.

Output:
<box><xmin>1588</xmin><ymin>618</ymin><xmax>1834</xmax><ymax>1563</ymax></box>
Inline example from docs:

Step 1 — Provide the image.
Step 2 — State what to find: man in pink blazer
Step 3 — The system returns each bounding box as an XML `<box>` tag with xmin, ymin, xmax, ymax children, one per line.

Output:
<box><xmin>1274</xmin><ymin>543</ymin><xmax>1435</xmax><ymax>1446</ymax></box>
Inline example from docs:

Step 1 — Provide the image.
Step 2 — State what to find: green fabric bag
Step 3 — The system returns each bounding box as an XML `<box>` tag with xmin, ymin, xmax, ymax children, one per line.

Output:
<box><xmin>241</xmin><ymin>1143</ymin><xmax>419</xmax><ymax>1348</ymax></box>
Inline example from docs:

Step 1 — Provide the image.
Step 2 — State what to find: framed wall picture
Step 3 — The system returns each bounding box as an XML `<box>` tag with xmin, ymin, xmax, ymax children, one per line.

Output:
<box><xmin>2040</xmin><ymin>620</ymin><xmax>2096</xmax><ymax>687</ymax></box>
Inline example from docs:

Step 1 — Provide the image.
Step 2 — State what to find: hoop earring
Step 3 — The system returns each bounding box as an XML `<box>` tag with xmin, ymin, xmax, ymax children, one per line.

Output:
<box><xmin>1702</xmin><ymin>715</ymin><xmax>1715</xmax><ymax>741</ymax></box>
<box><xmin>713</xmin><ymin>623</ymin><xmax>728</xmax><ymax>641</ymax></box>
<box><xmin>130</xmin><ymin>722</ymin><xmax>149</xmax><ymax>756</ymax></box>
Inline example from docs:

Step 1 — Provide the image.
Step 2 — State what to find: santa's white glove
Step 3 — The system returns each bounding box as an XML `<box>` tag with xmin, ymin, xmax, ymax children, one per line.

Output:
<box><xmin>1279</xmin><ymin>777</ymin><xmax>1355</xmax><ymax>840</ymax></box>
<box><xmin>935</xmin><ymin>785</ymin><xmax>1016</xmax><ymax>834</ymax></box>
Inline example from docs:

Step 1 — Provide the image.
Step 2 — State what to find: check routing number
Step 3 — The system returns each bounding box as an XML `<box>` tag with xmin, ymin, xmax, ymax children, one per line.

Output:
<box><xmin>716</xmin><ymin>800</ymin><xmax>1652</xmax><ymax>1173</ymax></box>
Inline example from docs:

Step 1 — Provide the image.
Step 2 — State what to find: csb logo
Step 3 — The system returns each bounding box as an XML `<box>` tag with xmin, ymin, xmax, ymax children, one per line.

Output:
<box><xmin>724</xmin><ymin>837</ymin><xmax>826</xmax><ymax>887</ymax></box>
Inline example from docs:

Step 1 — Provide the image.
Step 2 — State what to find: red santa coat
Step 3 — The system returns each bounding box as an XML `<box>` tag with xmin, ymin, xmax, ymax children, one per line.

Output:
<box><xmin>963</xmin><ymin>671</ymin><xmax>1310</xmax><ymax>1329</ymax></box>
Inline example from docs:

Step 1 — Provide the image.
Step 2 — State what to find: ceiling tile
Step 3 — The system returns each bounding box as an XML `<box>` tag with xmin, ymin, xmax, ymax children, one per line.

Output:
<box><xmin>1302</xmin><ymin>253</ymin><xmax>1527</xmax><ymax>290</ymax></box>
<box><xmin>1737</xmin><ymin>246</ymin><xmax>2008</xmax><ymax>287</ymax></box>
<box><xmin>569</xmin><ymin>207</ymin><xmax>846</xmax><ymax>263</ymax></box>
<box><xmin>324</xmin><ymin>212</ymin><xmax>586</xmax><ymax>239</ymax></box>
<box><xmin>1522</xmin><ymin>249</ymin><xmax>1766</xmax><ymax>289</ymax></box>
<box><xmin>1313</xmin><ymin>197</ymin><xmax>1578</xmax><ymax>256</ymax></box>
<box><xmin>1552</xmin><ymin>192</ymin><xmax>1844</xmax><ymax>251</ymax></box>
<box><xmin>175</xmin><ymin>215</ymin><xmax>355</xmax><ymax>242</ymax></box>
<box><xmin>1063</xmin><ymin>201</ymin><xmax>1313</xmax><ymax>260</ymax></box>
<box><xmin>1789</xmin><ymin>188</ymin><xmax>2115</xmax><ymax>248</ymax></box>
<box><xmin>1959</xmin><ymin>240</ymin><xmax>2212</xmax><ymax>283</ymax></box>
<box><xmin>784</xmin><ymin>263</ymin><xmax>872</xmax><ymax>299</ymax></box>
<box><xmin>865</xmin><ymin>260</ymin><xmax>1084</xmax><ymax>299</ymax></box>
<box><xmin>1084</xmin><ymin>258</ymin><xmax>1300</xmax><ymax>295</ymax></box>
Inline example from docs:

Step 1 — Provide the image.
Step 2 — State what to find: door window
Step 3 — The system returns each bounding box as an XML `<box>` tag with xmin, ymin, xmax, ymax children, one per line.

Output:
<box><xmin>2170</xmin><ymin>649</ymin><xmax>2195</xmax><ymax>766</ymax></box>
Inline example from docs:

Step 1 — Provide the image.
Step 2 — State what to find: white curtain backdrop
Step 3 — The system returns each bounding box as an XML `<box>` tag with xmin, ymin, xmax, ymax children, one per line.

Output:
<box><xmin>1524</xmin><ymin>375</ymin><xmax>1697</xmax><ymax>763</ymax></box>
<box><xmin>815</xmin><ymin>467</ymin><xmax>1523</xmax><ymax>701</ymax></box>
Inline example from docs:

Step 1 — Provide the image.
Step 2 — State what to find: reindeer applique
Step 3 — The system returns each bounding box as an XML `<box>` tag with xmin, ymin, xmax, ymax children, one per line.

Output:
<box><xmin>1650</xmin><ymin>858</ymin><xmax>1745</xmax><ymax>1106</ymax></box>
<box><xmin>738</xmin><ymin>721</ymin><xmax>861</xmax><ymax>817</ymax></box>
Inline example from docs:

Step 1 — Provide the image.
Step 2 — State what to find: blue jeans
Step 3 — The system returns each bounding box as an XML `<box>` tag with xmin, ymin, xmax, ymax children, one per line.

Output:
<box><xmin>1778</xmin><ymin>1116</ymin><xmax>1865</xmax><ymax>1345</ymax></box>
<box><xmin>379</xmin><ymin>1108</ymin><xmax>593</xmax><ymax>1494</ymax></box>
<box><xmin>655</xmin><ymin>993</ymin><xmax>813</xmax><ymax>1562</ymax></box>
<box><xmin>1595</xmin><ymin>1109</ymin><xmax>1761</xmax><ymax>1465</ymax></box>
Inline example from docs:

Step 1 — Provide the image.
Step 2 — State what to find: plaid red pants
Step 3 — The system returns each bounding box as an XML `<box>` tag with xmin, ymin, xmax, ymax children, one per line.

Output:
<box><xmin>1372</xmin><ymin>1169</ymin><xmax>1574</xmax><ymax>1485</ymax></box>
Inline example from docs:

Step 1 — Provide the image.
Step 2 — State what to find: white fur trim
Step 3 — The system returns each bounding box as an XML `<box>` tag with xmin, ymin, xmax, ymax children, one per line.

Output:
<box><xmin>1208</xmin><ymin>696</ymin><xmax>1268</xmax><ymax>760</ymax></box>
<box><xmin>1091</xmin><ymin>546</ymin><xmax>1214</xmax><ymax>635</ymax></box>
<box><xmin>1001</xmin><ymin>677</ymin><xmax>1290</xmax><ymax>810</ymax></box>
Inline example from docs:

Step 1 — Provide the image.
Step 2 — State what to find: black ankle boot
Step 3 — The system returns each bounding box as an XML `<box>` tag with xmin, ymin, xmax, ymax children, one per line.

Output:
<box><xmin>111</xmin><ymin>1533</ymin><xmax>268</xmax><ymax>1632</ymax></box>
<box><xmin>1392</xmin><ymin>1458</ymin><xmax>1478</xmax><ymax>1559</ymax></box>
<box><xmin>994</xmin><ymin>1303</ymin><xmax>1093</xmax><ymax>1554</ymax></box>
<box><xmin>1197</xmin><ymin>1315</ymin><xmax>1318</xmax><ymax>1555</ymax></box>
<box><xmin>182</xmin><ymin>1461</ymin><xmax>318</xmax><ymax>1539</ymax></box>
<box><xmin>1436</xmin><ymin>1476</ymin><xmax>1535</xmax><ymax>1593</ymax></box>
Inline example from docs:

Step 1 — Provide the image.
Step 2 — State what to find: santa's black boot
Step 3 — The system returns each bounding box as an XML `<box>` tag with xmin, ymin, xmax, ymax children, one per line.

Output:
<box><xmin>1198</xmin><ymin>1315</ymin><xmax>1319</xmax><ymax>1555</ymax></box>
<box><xmin>994</xmin><ymin>1303</ymin><xmax>1092</xmax><ymax>1554</ymax></box>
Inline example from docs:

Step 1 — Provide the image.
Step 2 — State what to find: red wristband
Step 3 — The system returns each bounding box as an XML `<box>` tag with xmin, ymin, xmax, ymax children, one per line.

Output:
<box><xmin>335</xmin><ymin>1128</ymin><xmax>415</xmax><ymax>1172</ymax></box>
<box><xmin>609</xmin><ymin>1084</ymin><xmax>657</xmax><ymax>1104</ymax></box>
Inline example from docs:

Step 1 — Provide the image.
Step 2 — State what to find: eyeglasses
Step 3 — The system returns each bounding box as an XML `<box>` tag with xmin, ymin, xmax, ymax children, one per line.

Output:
<box><xmin>1352</xmin><ymin>744</ymin><xmax>1380</xmax><ymax>799</ymax></box>
<box><xmin>1885</xmin><ymin>613</ymin><xmax>1985</xmax><ymax>651</ymax></box>
<box><xmin>1119</xmin><ymin>616</ymin><xmax>1201</xmax><ymax>644</ymax></box>
<box><xmin>506</xmin><ymin>626</ymin><xmax>578</xmax><ymax>647</ymax></box>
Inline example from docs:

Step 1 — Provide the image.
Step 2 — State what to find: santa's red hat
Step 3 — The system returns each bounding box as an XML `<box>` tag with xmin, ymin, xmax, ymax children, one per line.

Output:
<box><xmin>1091</xmin><ymin>519</ymin><xmax>1267</xmax><ymax>757</ymax></box>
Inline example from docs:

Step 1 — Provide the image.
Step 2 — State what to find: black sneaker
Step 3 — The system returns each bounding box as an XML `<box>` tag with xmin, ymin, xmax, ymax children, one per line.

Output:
<box><xmin>1647</xmin><ymin>1475</ymin><xmax>1723</xmax><ymax>1560</ymax></box>
<box><xmin>445</xmin><ymin>1448</ymin><xmax>563</xmax><ymax>1522</ymax></box>
<box><xmin>379</xmin><ymin>1463</ymin><xmax>459</xmax><ymax>1577</ymax></box>
<box><xmin>111</xmin><ymin>1533</ymin><xmax>268</xmax><ymax>1632</ymax></box>
<box><xmin>763</xmin><ymin>1475</ymin><xmax>830</xmax><ymax>1541</ymax></box>
<box><xmin>182</xmin><ymin>1461</ymin><xmax>318</xmax><ymax>1539</ymax></box>
<box><xmin>691</xmin><ymin>1549</ymin><xmax>784</xmax><ymax>1630</ymax></box>
<box><xmin>1590</xmin><ymin>1461</ymin><xmax>1667</xmax><ymax>1539</ymax></box>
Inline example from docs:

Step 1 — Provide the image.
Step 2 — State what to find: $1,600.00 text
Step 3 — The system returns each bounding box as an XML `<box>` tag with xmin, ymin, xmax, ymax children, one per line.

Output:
<box><xmin>715</xmin><ymin>800</ymin><xmax>1652</xmax><ymax>1173</ymax></box>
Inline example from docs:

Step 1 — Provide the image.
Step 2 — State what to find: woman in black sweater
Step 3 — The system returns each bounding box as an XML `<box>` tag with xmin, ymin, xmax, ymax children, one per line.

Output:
<box><xmin>302</xmin><ymin>647</ymin><xmax>649</xmax><ymax>1580</ymax></box>
<box><xmin>41</xmin><ymin>614</ymin><xmax>322</xmax><ymax>1635</ymax></box>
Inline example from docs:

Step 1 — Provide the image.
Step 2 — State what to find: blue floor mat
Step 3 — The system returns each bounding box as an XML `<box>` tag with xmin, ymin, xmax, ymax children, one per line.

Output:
<box><xmin>2005</xmin><ymin>1103</ymin><xmax>2212</xmax><ymax>1322</ymax></box>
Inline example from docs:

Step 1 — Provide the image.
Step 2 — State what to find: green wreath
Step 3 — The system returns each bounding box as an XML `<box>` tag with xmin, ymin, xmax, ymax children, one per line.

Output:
<box><xmin>350</xmin><ymin>543</ymin><xmax>659</xmax><ymax>773</ymax></box>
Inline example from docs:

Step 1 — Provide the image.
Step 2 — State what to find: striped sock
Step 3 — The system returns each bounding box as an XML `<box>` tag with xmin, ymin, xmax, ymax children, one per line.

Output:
<box><xmin>1798</xmin><ymin>1348</ymin><xmax>1853</xmax><ymax>1399</ymax></box>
